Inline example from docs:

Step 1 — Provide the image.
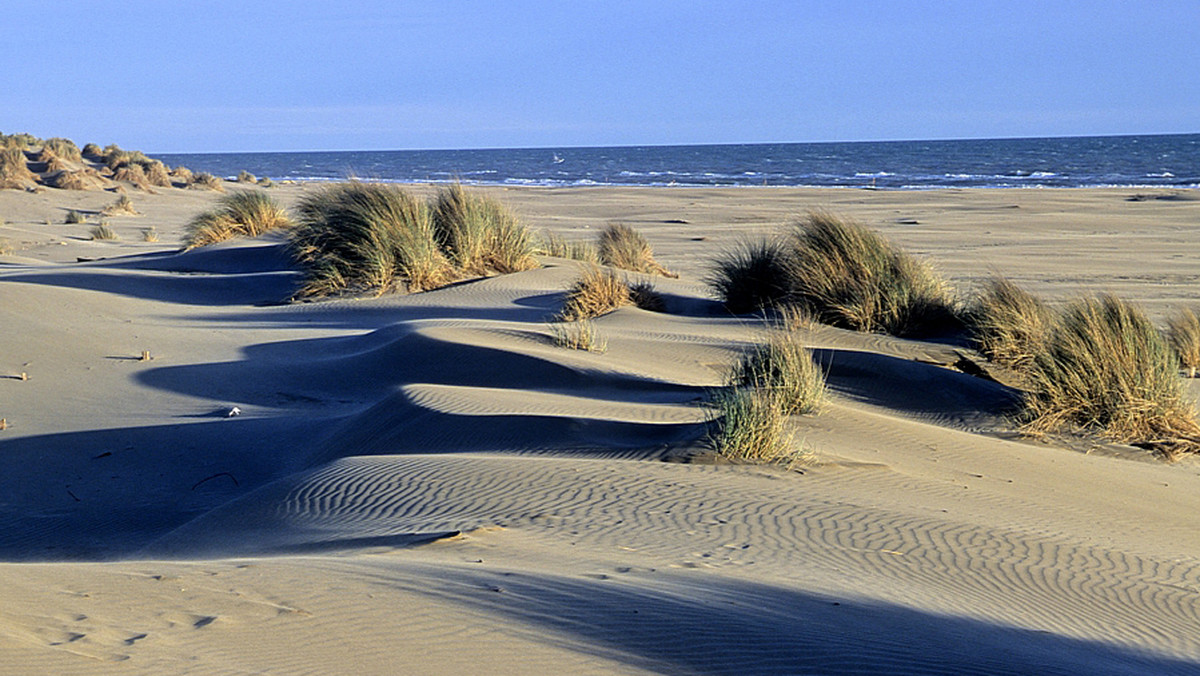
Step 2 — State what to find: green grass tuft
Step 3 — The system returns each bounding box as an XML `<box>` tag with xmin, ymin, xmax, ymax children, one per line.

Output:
<box><xmin>1022</xmin><ymin>294</ymin><xmax>1200</xmax><ymax>459</ymax></box>
<box><xmin>706</xmin><ymin>387</ymin><xmax>808</xmax><ymax>467</ymax></box>
<box><xmin>729</xmin><ymin>332</ymin><xmax>825</xmax><ymax>415</ymax></box>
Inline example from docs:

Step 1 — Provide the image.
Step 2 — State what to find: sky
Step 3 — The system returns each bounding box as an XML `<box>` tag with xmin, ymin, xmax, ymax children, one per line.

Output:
<box><xmin>3</xmin><ymin>1</ymin><xmax>1198</xmax><ymax>153</ymax></box>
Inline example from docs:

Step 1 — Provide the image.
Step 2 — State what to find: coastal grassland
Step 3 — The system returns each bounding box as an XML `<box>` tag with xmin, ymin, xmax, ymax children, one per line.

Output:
<box><xmin>970</xmin><ymin>276</ymin><xmax>1055</xmax><ymax>370</ymax></box>
<box><xmin>184</xmin><ymin>191</ymin><xmax>292</xmax><ymax>249</ymax></box>
<box><xmin>290</xmin><ymin>182</ymin><xmax>453</xmax><ymax>297</ymax></box>
<box><xmin>1022</xmin><ymin>294</ymin><xmax>1200</xmax><ymax>458</ymax></box>
<box><xmin>784</xmin><ymin>212</ymin><xmax>959</xmax><ymax>337</ymax></box>
<box><xmin>708</xmin><ymin>237</ymin><xmax>790</xmax><ymax>314</ymax></box>
<box><xmin>1166</xmin><ymin>307</ymin><xmax>1200</xmax><ymax>378</ymax></box>
<box><xmin>431</xmin><ymin>183</ymin><xmax>537</xmax><ymax>274</ymax></box>
<box><xmin>598</xmin><ymin>223</ymin><xmax>676</xmax><ymax>277</ymax></box>
<box><xmin>728</xmin><ymin>332</ymin><xmax>825</xmax><ymax>415</ymax></box>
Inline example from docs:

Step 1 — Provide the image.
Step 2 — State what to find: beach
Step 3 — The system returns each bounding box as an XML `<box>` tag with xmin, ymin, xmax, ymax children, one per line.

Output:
<box><xmin>3</xmin><ymin>182</ymin><xmax>1200</xmax><ymax>674</ymax></box>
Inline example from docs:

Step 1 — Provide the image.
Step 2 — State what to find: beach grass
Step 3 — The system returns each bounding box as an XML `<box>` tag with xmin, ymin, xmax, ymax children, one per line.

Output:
<box><xmin>189</xmin><ymin>172</ymin><xmax>225</xmax><ymax>192</ymax></box>
<box><xmin>550</xmin><ymin>319</ymin><xmax>608</xmax><ymax>352</ymax></box>
<box><xmin>143</xmin><ymin>160</ymin><xmax>172</xmax><ymax>187</ymax></box>
<box><xmin>970</xmin><ymin>276</ymin><xmax>1054</xmax><ymax>370</ymax></box>
<box><xmin>784</xmin><ymin>211</ymin><xmax>959</xmax><ymax>337</ymax></box>
<box><xmin>598</xmin><ymin>223</ymin><xmax>676</xmax><ymax>277</ymax></box>
<box><xmin>89</xmin><ymin>222</ymin><xmax>118</xmax><ymax>241</ymax></box>
<box><xmin>0</xmin><ymin>146</ymin><xmax>35</xmax><ymax>189</ymax></box>
<box><xmin>65</xmin><ymin>209</ymin><xmax>84</xmax><ymax>224</ymax></box>
<box><xmin>291</xmin><ymin>182</ymin><xmax>453</xmax><ymax>297</ymax></box>
<box><xmin>101</xmin><ymin>194</ymin><xmax>139</xmax><ymax>216</ymax></box>
<box><xmin>627</xmin><ymin>279</ymin><xmax>666</xmax><ymax>312</ymax></box>
<box><xmin>237</xmin><ymin>170</ymin><xmax>258</xmax><ymax>184</ymax></box>
<box><xmin>729</xmin><ymin>332</ymin><xmax>825</xmax><ymax>415</ymax></box>
<box><xmin>171</xmin><ymin>166</ymin><xmax>194</xmax><ymax>185</ymax></box>
<box><xmin>708</xmin><ymin>237</ymin><xmax>791</xmax><ymax>314</ymax></box>
<box><xmin>43</xmin><ymin>137</ymin><xmax>82</xmax><ymax>162</ymax></box>
<box><xmin>142</xmin><ymin>226</ymin><xmax>159</xmax><ymax>243</ymax></box>
<box><xmin>431</xmin><ymin>183</ymin><xmax>538</xmax><ymax>274</ymax></box>
<box><xmin>1022</xmin><ymin>294</ymin><xmax>1200</xmax><ymax>458</ymax></box>
<box><xmin>112</xmin><ymin>163</ymin><xmax>150</xmax><ymax>189</ymax></box>
<box><xmin>559</xmin><ymin>265</ymin><xmax>631</xmax><ymax>321</ymax></box>
<box><xmin>1166</xmin><ymin>307</ymin><xmax>1200</xmax><ymax>378</ymax></box>
<box><xmin>184</xmin><ymin>191</ymin><xmax>292</xmax><ymax>249</ymax></box>
<box><xmin>536</xmin><ymin>231</ymin><xmax>599</xmax><ymax>262</ymax></box>
<box><xmin>80</xmin><ymin>142</ymin><xmax>102</xmax><ymax>159</ymax></box>
<box><xmin>706</xmin><ymin>387</ymin><xmax>806</xmax><ymax>467</ymax></box>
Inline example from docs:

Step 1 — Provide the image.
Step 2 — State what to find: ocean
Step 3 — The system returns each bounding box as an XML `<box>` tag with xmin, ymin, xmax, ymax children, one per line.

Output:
<box><xmin>155</xmin><ymin>133</ymin><xmax>1200</xmax><ymax>190</ymax></box>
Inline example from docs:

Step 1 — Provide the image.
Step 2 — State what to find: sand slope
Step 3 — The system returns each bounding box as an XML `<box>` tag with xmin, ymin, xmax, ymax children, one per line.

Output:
<box><xmin>3</xmin><ymin>186</ymin><xmax>1200</xmax><ymax>674</ymax></box>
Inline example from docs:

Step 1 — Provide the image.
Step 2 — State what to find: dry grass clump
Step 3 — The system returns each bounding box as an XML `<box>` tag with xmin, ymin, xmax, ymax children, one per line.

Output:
<box><xmin>1166</xmin><ymin>307</ymin><xmax>1200</xmax><ymax>378</ymax></box>
<box><xmin>65</xmin><ymin>209</ymin><xmax>84</xmax><ymax>224</ymax></box>
<box><xmin>90</xmin><ymin>222</ymin><xmax>118</xmax><ymax>241</ymax></box>
<box><xmin>171</xmin><ymin>166</ymin><xmax>194</xmax><ymax>185</ymax></box>
<box><xmin>431</xmin><ymin>183</ymin><xmax>538</xmax><ymax>274</ymax></box>
<box><xmin>708</xmin><ymin>238</ymin><xmax>791</xmax><ymax>314</ymax></box>
<box><xmin>970</xmin><ymin>276</ymin><xmax>1055</xmax><ymax>370</ymax></box>
<box><xmin>784</xmin><ymin>211</ymin><xmax>959</xmax><ymax>337</ymax></box>
<box><xmin>258</xmin><ymin>176</ymin><xmax>275</xmax><ymax>188</ymax></box>
<box><xmin>628</xmin><ymin>280</ymin><xmax>666</xmax><ymax>313</ymax></box>
<box><xmin>81</xmin><ymin>142</ymin><xmax>102</xmax><ymax>159</ymax></box>
<box><xmin>550</xmin><ymin>319</ymin><xmax>608</xmax><ymax>352</ymax></box>
<box><xmin>598</xmin><ymin>223</ymin><xmax>676</xmax><ymax>277</ymax></box>
<box><xmin>101</xmin><ymin>194</ymin><xmax>139</xmax><ymax>216</ymax></box>
<box><xmin>559</xmin><ymin>265</ymin><xmax>633</xmax><ymax>321</ymax></box>
<box><xmin>291</xmin><ymin>182</ymin><xmax>452</xmax><ymax>297</ymax></box>
<box><xmin>184</xmin><ymin>191</ymin><xmax>292</xmax><ymax>249</ymax></box>
<box><xmin>0</xmin><ymin>146</ymin><xmax>35</xmax><ymax>189</ymax></box>
<box><xmin>729</xmin><ymin>332</ymin><xmax>825</xmax><ymax>415</ymax></box>
<box><xmin>143</xmin><ymin>160</ymin><xmax>172</xmax><ymax>187</ymax></box>
<box><xmin>142</xmin><ymin>227</ymin><xmax>159</xmax><ymax>243</ymax></box>
<box><xmin>537</xmin><ymin>231</ymin><xmax>599</xmax><ymax>262</ymax></box>
<box><xmin>188</xmin><ymin>172</ymin><xmax>225</xmax><ymax>192</ymax></box>
<box><xmin>112</xmin><ymin>163</ymin><xmax>150</xmax><ymax>189</ymax></box>
<box><xmin>45</xmin><ymin>168</ymin><xmax>106</xmax><ymax>191</ymax></box>
<box><xmin>237</xmin><ymin>170</ymin><xmax>257</xmax><ymax>183</ymax></box>
<box><xmin>43</xmin><ymin>138</ymin><xmax>82</xmax><ymax>162</ymax></box>
<box><xmin>1022</xmin><ymin>294</ymin><xmax>1200</xmax><ymax>458</ymax></box>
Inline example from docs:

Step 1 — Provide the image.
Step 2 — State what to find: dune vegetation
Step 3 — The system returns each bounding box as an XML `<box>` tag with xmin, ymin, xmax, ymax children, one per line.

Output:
<box><xmin>970</xmin><ymin>276</ymin><xmax>1055</xmax><ymax>370</ymax></box>
<box><xmin>536</xmin><ymin>231</ymin><xmax>599</xmax><ymax>262</ymax></box>
<box><xmin>550</xmin><ymin>319</ymin><xmax>608</xmax><ymax>353</ymax></box>
<box><xmin>1022</xmin><ymin>294</ymin><xmax>1200</xmax><ymax>458</ymax></box>
<box><xmin>290</xmin><ymin>182</ymin><xmax>453</xmax><ymax>297</ymax></box>
<box><xmin>598</xmin><ymin>222</ymin><xmax>677</xmax><ymax>277</ymax></box>
<box><xmin>184</xmin><ymin>191</ymin><xmax>293</xmax><ymax>249</ymax></box>
<box><xmin>728</xmin><ymin>331</ymin><xmax>825</xmax><ymax>416</ymax></box>
<box><xmin>559</xmin><ymin>265</ymin><xmax>632</xmax><ymax>321</ymax></box>
<box><xmin>431</xmin><ymin>183</ymin><xmax>538</xmax><ymax>274</ymax></box>
<box><xmin>1166</xmin><ymin>307</ymin><xmax>1200</xmax><ymax>378</ymax></box>
<box><xmin>708</xmin><ymin>238</ymin><xmax>791</xmax><ymax>314</ymax></box>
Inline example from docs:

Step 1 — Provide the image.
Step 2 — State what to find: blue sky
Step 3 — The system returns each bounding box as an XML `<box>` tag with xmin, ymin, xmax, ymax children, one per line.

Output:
<box><xmin>3</xmin><ymin>1</ymin><xmax>1197</xmax><ymax>152</ymax></box>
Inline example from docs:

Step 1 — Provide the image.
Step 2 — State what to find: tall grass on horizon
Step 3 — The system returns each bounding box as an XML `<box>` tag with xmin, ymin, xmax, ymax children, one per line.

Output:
<box><xmin>290</xmin><ymin>182</ymin><xmax>453</xmax><ymax>297</ymax></box>
<box><xmin>783</xmin><ymin>211</ymin><xmax>959</xmax><ymax>337</ymax></box>
<box><xmin>1022</xmin><ymin>294</ymin><xmax>1200</xmax><ymax>459</ymax></box>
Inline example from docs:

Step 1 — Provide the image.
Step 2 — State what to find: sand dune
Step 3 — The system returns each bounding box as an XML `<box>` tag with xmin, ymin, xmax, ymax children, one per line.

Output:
<box><xmin>3</xmin><ymin>185</ymin><xmax>1200</xmax><ymax>674</ymax></box>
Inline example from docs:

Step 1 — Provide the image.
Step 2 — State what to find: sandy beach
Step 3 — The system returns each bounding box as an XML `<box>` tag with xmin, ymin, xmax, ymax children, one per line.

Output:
<box><xmin>4</xmin><ymin>181</ymin><xmax>1200</xmax><ymax>674</ymax></box>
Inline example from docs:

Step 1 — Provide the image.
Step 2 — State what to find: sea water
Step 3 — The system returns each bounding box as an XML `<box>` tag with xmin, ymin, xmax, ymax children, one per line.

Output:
<box><xmin>155</xmin><ymin>133</ymin><xmax>1200</xmax><ymax>190</ymax></box>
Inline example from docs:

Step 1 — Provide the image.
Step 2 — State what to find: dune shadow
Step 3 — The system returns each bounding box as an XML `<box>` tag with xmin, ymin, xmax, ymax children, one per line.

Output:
<box><xmin>814</xmin><ymin>347</ymin><xmax>1021</xmax><ymax>428</ymax></box>
<box><xmin>393</xmin><ymin>567</ymin><xmax>1200</xmax><ymax>676</ymax></box>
